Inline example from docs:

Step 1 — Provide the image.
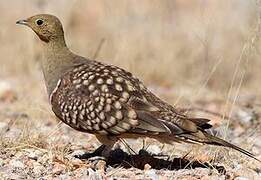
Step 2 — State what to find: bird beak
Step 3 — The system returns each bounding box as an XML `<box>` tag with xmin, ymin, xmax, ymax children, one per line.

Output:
<box><xmin>16</xmin><ymin>19</ymin><xmax>28</xmax><ymax>26</ymax></box>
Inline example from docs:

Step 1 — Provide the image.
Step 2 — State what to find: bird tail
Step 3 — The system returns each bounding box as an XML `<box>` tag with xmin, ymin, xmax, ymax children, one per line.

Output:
<box><xmin>182</xmin><ymin>131</ymin><xmax>261</xmax><ymax>162</ymax></box>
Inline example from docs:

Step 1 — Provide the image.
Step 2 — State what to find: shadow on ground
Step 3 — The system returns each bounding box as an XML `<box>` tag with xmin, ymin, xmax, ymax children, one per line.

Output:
<box><xmin>106</xmin><ymin>149</ymin><xmax>226</xmax><ymax>174</ymax></box>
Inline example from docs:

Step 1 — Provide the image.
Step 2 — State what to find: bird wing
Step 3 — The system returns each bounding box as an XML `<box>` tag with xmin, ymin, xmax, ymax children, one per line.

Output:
<box><xmin>51</xmin><ymin>61</ymin><xmax>260</xmax><ymax>162</ymax></box>
<box><xmin>51</xmin><ymin>61</ymin><xmax>211</xmax><ymax>136</ymax></box>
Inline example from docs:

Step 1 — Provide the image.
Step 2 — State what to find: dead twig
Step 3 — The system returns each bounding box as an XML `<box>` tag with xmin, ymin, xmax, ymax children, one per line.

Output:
<box><xmin>92</xmin><ymin>38</ymin><xmax>106</xmax><ymax>59</ymax></box>
<box><xmin>180</xmin><ymin>107</ymin><xmax>237</xmax><ymax>122</ymax></box>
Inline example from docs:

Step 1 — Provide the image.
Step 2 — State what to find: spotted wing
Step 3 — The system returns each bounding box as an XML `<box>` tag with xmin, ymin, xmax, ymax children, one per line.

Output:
<box><xmin>51</xmin><ymin>61</ymin><xmax>209</xmax><ymax>136</ymax></box>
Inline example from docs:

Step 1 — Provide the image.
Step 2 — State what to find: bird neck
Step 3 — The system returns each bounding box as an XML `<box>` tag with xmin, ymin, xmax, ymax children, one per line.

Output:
<box><xmin>41</xmin><ymin>38</ymin><xmax>79</xmax><ymax>97</ymax></box>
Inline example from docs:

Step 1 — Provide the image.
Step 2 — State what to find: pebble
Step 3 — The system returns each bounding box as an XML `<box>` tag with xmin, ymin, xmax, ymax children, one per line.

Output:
<box><xmin>26</xmin><ymin>149</ymin><xmax>43</xmax><ymax>160</ymax></box>
<box><xmin>74</xmin><ymin>167</ymin><xmax>89</xmax><ymax>178</ymax></box>
<box><xmin>52</xmin><ymin>163</ymin><xmax>66</xmax><ymax>175</ymax></box>
<box><xmin>96</xmin><ymin>160</ymin><xmax>106</xmax><ymax>175</ymax></box>
<box><xmin>145</xmin><ymin>169</ymin><xmax>158</xmax><ymax>180</ymax></box>
<box><xmin>32</xmin><ymin>162</ymin><xmax>45</xmax><ymax>176</ymax></box>
<box><xmin>144</xmin><ymin>163</ymin><xmax>151</xmax><ymax>171</ymax></box>
<box><xmin>234</xmin><ymin>108</ymin><xmax>254</xmax><ymax>124</ymax></box>
<box><xmin>0</xmin><ymin>122</ymin><xmax>9</xmax><ymax>132</ymax></box>
<box><xmin>234</xmin><ymin>177</ymin><xmax>249</xmax><ymax>180</ymax></box>
<box><xmin>0</xmin><ymin>80</ymin><xmax>16</xmax><ymax>102</ymax></box>
<box><xmin>9</xmin><ymin>159</ymin><xmax>25</xmax><ymax>169</ymax></box>
<box><xmin>254</xmin><ymin>136</ymin><xmax>261</xmax><ymax>147</ymax></box>
<box><xmin>4</xmin><ymin>127</ymin><xmax>21</xmax><ymax>139</ymax></box>
<box><xmin>87</xmin><ymin>168</ymin><xmax>103</xmax><ymax>180</ymax></box>
<box><xmin>37</xmin><ymin>154</ymin><xmax>48</xmax><ymax>164</ymax></box>
<box><xmin>28</xmin><ymin>152</ymin><xmax>38</xmax><ymax>160</ymax></box>
<box><xmin>146</xmin><ymin>145</ymin><xmax>161</xmax><ymax>155</ymax></box>
<box><xmin>70</xmin><ymin>157</ymin><xmax>83</xmax><ymax>166</ymax></box>
<box><xmin>71</xmin><ymin>150</ymin><xmax>86</xmax><ymax>157</ymax></box>
<box><xmin>252</xmin><ymin>146</ymin><xmax>260</xmax><ymax>154</ymax></box>
<box><xmin>0</xmin><ymin>158</ymin><xmax>5</xmax><ymax>166</ymax></box>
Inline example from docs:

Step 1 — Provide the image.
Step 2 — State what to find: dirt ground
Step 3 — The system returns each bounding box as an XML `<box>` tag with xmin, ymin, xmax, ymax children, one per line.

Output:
<box><xmin>0</xmin><ymin>1</ymin><xmax>261</xmax><ymax>179</ymax></box>
<box><xmin>0</xmin><ymin>77</ymin><xmax>260</xmax><ymax>179</ymax></box>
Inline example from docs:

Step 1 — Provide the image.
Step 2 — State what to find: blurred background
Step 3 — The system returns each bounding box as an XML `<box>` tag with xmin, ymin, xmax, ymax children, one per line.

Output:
<box><xmin>0</xmin><ymin>0</ymin><xmax>260</xmax><ymax>122</ymax></box>
<box><xmin>0</xmin><ymin>1</ymin><xmax>261</xmax><ymax>178</ymax></box>
<box><xmin>1</xmin><ymin>0</ymin><xmax>261</xmax><ymax>98</ymax></box>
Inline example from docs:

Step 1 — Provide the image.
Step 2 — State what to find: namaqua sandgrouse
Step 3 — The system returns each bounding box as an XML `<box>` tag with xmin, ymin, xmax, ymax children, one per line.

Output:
<box><xmin>17</xmin><ymin>14</ymin><xmax>259</xmax><ymax>161</ymax></box>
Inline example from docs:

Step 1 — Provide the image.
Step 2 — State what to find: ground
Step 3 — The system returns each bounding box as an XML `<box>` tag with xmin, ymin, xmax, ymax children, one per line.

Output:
<box><xmin>0</xmin><ymin>1</ymin><xmax>261</xmax><ymax>179</ymax></box>
<box><xmin>0</xmin><ymin>78</ymin><xmax>260</xmax><ymax>179</ymax></box>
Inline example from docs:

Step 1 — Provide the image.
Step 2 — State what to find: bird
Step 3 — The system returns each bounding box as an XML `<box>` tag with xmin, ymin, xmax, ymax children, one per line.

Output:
<box><xmin>16</xmin><ymin>14</ymin><xmax>259</xmax><ymax>162</ymax></box>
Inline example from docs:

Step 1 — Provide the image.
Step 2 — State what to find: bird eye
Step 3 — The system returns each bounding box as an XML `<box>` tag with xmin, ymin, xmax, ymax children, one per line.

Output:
<box><xmin>36</xmin><ymin>19</ymin><xmax>44</xmax><ymax>26</ymax></box>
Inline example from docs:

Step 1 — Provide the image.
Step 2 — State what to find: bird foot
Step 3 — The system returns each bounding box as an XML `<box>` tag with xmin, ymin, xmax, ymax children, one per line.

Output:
<box><xmin>88</xmin><ymin>156</ymin><xmax>106</xmax><ymax>162</ymax></box>
<box><xmin>75</xmin><ymin>153</ymin><xmax>106</xmax><ymax>167</ymax></box>
<box><xmin>74</xmin><ymin>152</ymin><xmax>97</xmax><ymax>160</ymax></box>
<box><xmin>138</xmin><ymin>149</ymin><xmax>168</xmax><ymax>158</ymax></box>
<box><xmin>74</xmin><ymin>144</ymin><xmax>107</xmax><ymax>160</ymax></box>
<box><xmin>87</xmin><ymin>156</ymin><xmax>107</xmax><ymax>167</ymax></box>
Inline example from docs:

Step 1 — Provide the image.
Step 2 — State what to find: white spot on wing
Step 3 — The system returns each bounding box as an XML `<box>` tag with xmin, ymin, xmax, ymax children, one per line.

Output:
<box><xmin>50</xmin><ymin>79</ymin><xmax>61</xmax><ymax>104</ymax></box>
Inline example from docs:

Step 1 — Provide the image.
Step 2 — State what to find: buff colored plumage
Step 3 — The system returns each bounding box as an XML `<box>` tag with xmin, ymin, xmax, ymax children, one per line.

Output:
<box><xmin>16</xmin><ymin>14</ymin><xmax>259</xmax><ymax>162</ymax></box>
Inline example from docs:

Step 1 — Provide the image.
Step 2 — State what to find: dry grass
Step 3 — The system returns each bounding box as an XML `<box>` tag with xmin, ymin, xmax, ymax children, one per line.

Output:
<box><xmin>1</xmin><ymin>0</ymin><xmax>261</xmax><ymax>92</ymax></box>
<box><xmin>0</xmin><ymin>0</ymin><xmax>261</xmax><ymax>179</ymax></box>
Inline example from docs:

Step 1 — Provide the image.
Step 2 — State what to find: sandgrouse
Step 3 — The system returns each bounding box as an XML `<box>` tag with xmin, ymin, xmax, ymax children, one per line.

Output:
<box><xmin>17</xmin><ymin>14</ymin><xmax>259</xmax><ymax>161</ymax></box>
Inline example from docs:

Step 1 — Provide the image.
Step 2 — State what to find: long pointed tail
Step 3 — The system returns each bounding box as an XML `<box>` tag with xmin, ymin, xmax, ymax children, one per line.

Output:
<box><xmin>202</xmin><ymin>132</ymin><xmax>260</xmax><ymax>162</ymax></box>
<box><xmin>177</xmin><ymin>117</ymin><xmax>260</xmax><ymax>162</ymax></box>
<box><xmin>180</xmin><ymin>131</ymin><xmax>260</xmax><ymax>162</ymax></box>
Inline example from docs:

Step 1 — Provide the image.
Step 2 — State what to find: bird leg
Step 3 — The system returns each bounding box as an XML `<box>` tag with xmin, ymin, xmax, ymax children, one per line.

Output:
<box><xmin>74</xmin><ymin>144</ymin><xmax>109</xmax><ymax>160</ymax></box>
<box><xmin>138</xmin><ymin>148</ymin><xmax>168</xmax><ymax>158</ymax></box>
<box><xmin>75</xmin><ymin>135</ymin><xmax>116</xmax><ymax>161</ymax></box>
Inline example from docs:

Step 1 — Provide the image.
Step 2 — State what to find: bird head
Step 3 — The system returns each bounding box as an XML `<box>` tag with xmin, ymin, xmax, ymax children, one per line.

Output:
<box><xmin>16</xmin><ymin>14</ymin><xmax>64</xmax><ymax>43</ymax></box>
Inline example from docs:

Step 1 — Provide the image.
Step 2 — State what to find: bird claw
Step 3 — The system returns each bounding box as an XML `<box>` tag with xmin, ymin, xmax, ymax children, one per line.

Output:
<box><xmin>138</xmin><ymin>149</ymin><xmax>168</xmax><ymax>158</ymax></box>
<box><xmin>74</xmin><ymin>144</ymin><xmax>108</xmax><ymax>160</ymax></box>
<box><xmin>75</xmin><ymin>153</ymin><xmax>106</xmax><ymax>167</ymax></box>
<box><xmin>138</xmin><ymin>149</ymin><xmax>150</xmax><ymax>156</ymax></box>
<box><xmin>74</xmin><ymin>152</ymin><xmax>96</xmax><ymax>160</ymax></box>
<box><xmin>74</xmin><ymin>152</ymin><xmax>107</xmax><ymax>167</ymax></box>
<box><xmin>88</xmin><ymin>156</ymin><xmax>106</xmax><ymax>162</ymax></box>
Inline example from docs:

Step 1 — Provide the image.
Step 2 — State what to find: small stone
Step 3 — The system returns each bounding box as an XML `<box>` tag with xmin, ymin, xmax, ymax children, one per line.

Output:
<box><xmin>52</xmin><ymin>163</ymin><xmax>66</xmax><ymax>175</ymax></box>
<box><xmin>32</xmin><ymin>162</ymin><xmax>45</xmax><ymax>176</ymax></box>
<box><xmin>71</xmin><ymin>150</ymin><xmax>86</xmax><ymax>157</ymax></box>
<box><xmin>252</xmin><ymin>146</ymin><xmax>260</xmax><ymax>154</ymax></box>
<box><xmin>146</xmin><ymin>145</ymin><xmax>161</xmax><ymax>155</ymax></box>
<box><xmin>37</xmin><ymin>154</ymin><xmax>50</xmax><ymax>165</ymax></box>
<box><xmin>74</xmin><ymin>167</ymin><xmax>89</xmax><ymax>178</ymax></box>
<box><xmin>234</xmin><ymin>177</ymin><xmax>249</xmax><ymax>180</ymax></box>
<box><xmin>144</xmin><ymin>163</ymin><xmax>151</xmax><ymax>170</ymax></box>
<box><xmin>71</xmin><ymin>158</ymin><xmax>83</xmax><ymax>167</ymax></box>
<box><xmin>0</xmin><ymin>81</ymin><xmax>17</xmax><ymax>102</ymax></box>
<box><xmin>9</xmin><ymin>159</ymin><xmax>24</xmax><ymax>169</ymax></box>
<box><xmin>234</xmin><ymin>108</ymin><xmax>255</xmax><ymax>125</ymax></box>
<box><xmin>4</xmin><ymin>127</ymin><xmax>21</xmax><ymax>139</ymax></box>
<box><xmin>145</xmin><ymin>168</ymin><xmax>158</xmax><ymax>180</ymax></box>
<box><xmin>26</xmin><ymin>149</ymin><xmax>43</xmax><ymax>160</ymax></box>
<box><xmin>87</xmin><ymin>168</ymin><xmax>103</xmax><ymax>179</ymax></box>
<box><xmin>255</xmin><ymin>136</ymin><xmax>261</xmax><ymax>147</ymax></box>
<box><xmin>28</xmin><ymin>153</ymin><xmax>37</xmax><ymax>161</ymax></box>
<box><xmin>0</xmin><ymin>122</ymin><xmax>9</xmax><ymax>132</ymax></box>
<box><xmin>96</xmin><ymin>160</ymin><xmax>106</xmax><ymax>172</ymax></box>
<box><xmin>0</xmin><ymin>158</ymin><xmax>5</xmax><ymax>166</ymax></box>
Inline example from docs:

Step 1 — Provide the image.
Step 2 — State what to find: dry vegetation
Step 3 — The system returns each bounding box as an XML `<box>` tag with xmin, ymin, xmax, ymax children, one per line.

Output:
<box><xmin>0</xmin><ymin>0</ymin><xmax>261</xmax><ymax>179</ymax></box>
